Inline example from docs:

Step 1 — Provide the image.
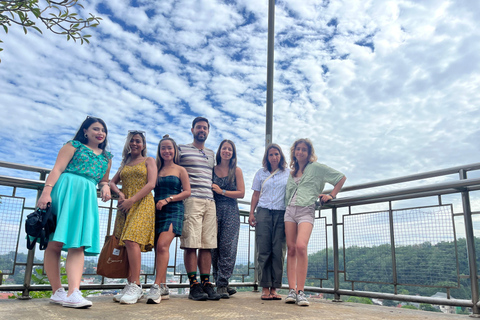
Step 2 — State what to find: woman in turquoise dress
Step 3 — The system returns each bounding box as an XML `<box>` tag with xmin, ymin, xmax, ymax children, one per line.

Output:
<box><xmin>36</xmin><ymin>116</ymin><xmax>112</xmax><ymax>309</ymax></box>
<box><xmin>146</xmin><ymin>135</ymin><xmax>190</xmax><ymax>304</ymax></box>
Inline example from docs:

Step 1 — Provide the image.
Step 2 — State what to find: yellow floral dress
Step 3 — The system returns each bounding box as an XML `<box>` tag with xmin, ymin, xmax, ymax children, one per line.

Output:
<box><xmin>114</xmin><ymin>159</ymin><xmax>155</xmax><ymax>252</ymax></box>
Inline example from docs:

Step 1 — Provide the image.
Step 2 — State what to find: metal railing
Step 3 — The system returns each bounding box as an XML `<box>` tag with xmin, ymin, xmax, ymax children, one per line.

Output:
<box><xmin>1</xmin><ymin>160</ymin><xmax>480</xmax><ymax>315</ymax></box>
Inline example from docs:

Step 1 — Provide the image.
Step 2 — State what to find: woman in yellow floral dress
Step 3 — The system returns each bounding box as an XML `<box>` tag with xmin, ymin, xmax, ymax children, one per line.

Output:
<box><xmin>109</xmin><ymin>130</ymin><xmax>157</xmax><ymax>304</ymax></box>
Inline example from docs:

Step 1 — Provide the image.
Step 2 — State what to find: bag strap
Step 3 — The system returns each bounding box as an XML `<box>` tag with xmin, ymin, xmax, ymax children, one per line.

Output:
<box><xmin>260</xmin><ymin>169</ymin><xmax>279</xmax><ymax>196</ymax></box>
<box><xmin>26</xmin><ymin>236</ymin><xmax>37</xmax><ymax>250</ymax></box>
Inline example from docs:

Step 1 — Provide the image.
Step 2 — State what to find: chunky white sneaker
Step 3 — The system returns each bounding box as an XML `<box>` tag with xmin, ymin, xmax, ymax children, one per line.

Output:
<box><xmin>50</xmin><ymin>287</ymin><xmax>67</xmax><ymax>305</ymax></box>
<box><xmin>285</xmin><ymin>289</ymin><xmax>297</xmax><ymax>304</ymax></box>
<box><xmin>160</xmin><ymin>284</ymin><xmax>170</xmax><ymax>300</ymax></box>
<box><xmin>113</xmin><ymin>282</ymin><xmax>131</xmax><ymax>302</ymax></box>
<box><xmin>146</xmin><ymin>284</ymin><xmax>162</xmax><ymax>304</ymax></box>
<box><xmin>62</xmin><ymin>289</ymin><xmax>92</xmax><ymax>308</ymax></box>
<box><xmin>296</xmin><ymin>290</ymin><xmax>310</xmax><ymax>306</ymax></box>
<box><xmin>120</xmin><ymin>283</ymin><xmax>143</xmax><ymax>304</ymax></box>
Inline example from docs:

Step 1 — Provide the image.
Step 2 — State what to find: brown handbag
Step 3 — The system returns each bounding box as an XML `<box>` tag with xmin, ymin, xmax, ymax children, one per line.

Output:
<box><xmin>96</xmin><ymin>234</ymin><xmax>129</xmax><ymax>278</ymax></box>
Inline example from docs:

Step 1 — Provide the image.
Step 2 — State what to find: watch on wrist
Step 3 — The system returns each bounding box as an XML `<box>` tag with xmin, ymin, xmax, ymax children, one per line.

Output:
<box><xmin>169</xmin><ymin>196</ymin><xmax>174</xmax><ymax>202</ymax></box>
<box><xmin>222</xmin><ymin>189</ymin><xmax>226</xmax><ymax>195</ymax></box>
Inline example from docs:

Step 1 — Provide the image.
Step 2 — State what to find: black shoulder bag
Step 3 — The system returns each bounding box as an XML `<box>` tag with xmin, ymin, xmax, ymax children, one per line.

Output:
<box><xmin>25</xmin><ymin>203</ymin><xmax>57</xmax><ymax>250</ymax></box>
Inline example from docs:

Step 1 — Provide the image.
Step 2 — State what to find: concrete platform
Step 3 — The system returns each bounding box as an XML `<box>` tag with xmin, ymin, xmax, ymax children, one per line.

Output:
<box><xmin>0</xmin><ymin>291</ymin><xmax>468</xmax><ymax>320</ymax></box>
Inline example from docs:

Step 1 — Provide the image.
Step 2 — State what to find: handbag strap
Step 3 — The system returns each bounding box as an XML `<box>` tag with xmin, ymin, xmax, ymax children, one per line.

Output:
<box><xmin>260</xmin><ymin>169</ymin><xmax>280</xmax><ymax>196</ymax></box>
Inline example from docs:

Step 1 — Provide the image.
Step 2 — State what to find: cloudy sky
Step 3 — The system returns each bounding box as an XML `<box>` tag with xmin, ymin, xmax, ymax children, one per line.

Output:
<box><xmin>1</xmin><ymin>0</ymin><xmax>479</xmax><ymax>205</ymax></box>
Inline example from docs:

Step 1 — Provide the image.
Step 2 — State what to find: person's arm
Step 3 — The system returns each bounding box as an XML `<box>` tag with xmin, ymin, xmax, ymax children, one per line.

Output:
<box><xmin>36</xmin><ymin>143</ymin><xmax>76</xmax><ymax>209</ymax></box>
<box><xmin>109</xmin><ymin>169</ymin><xmax>125</xmax><ymax>203</ymax></box>
<box><xmin>249</xmin><ymin>190</ymin><xmax>260</xmax><ymax>227</ymax></box>
<box><xmin>213</xmin><ymin>167</ymin><xmax>245</xmax><ymax>199</ymax></box>
<box><xmin>99</xmin><ymin>159</ymin><xmax>112</xmax><ymax>202</ymax></box>
<box><xmin>157</xmin><ymin>166</ymin><xmax>191</xmax><ymax>211</ymax></box>
<box><xmin>319</xmin><ymin>176</ymin><xmax>347</xmax><ymax>203</ymax></box>
<box><xmin>118</xmin><ymin>157</ymin><xmax>157</xmax><ymax>213</ymax></box>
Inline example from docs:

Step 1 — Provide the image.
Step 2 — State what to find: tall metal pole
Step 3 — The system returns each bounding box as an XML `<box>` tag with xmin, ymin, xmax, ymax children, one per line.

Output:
<box><xmin>265</xmin><ymin>0</ymin><xmax>275</xmax><ymax>147</ymax></box>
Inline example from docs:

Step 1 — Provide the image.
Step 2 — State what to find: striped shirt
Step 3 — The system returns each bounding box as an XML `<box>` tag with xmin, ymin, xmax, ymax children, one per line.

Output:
<box><xmin>252</xmin><ymin>167</ymin><xmax>290</xmax><ymax>210</ymax></box>
<box><xmin>179</xmin><ymin>143</ymin><xmax>215</xmax><ymax>200</ymax></box>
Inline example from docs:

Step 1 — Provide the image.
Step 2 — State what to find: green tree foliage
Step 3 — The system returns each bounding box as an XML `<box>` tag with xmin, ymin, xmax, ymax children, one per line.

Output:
<box><xmin>419</xmin><ymin>303</ymin><xmax>441</xmax><ymax>312</ymax></box>
<box><xmin>0</xmin><ymin>0</ymin><xmax>101</xmax><ymax>61</ymax></box>
<box><xmin>346</xmin><ymin>296</ymin><xmax>373</xmax><ymax>304</ymax></box>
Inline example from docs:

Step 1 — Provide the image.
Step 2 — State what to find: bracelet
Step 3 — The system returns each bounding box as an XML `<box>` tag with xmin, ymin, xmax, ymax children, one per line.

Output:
<box><xmin>328</xmin><ymin>193</ymin><xmax>336</xmax><ymax>199</ymax></box>
<box><xmin>164</xmin><ymin>198</ymin><xmax>170</xmax><ymax>204</ymax></box>
<box><xmin>44</xmin><ymin>184</ymin><xmax>54</xmax><ymax>188</ymax></box>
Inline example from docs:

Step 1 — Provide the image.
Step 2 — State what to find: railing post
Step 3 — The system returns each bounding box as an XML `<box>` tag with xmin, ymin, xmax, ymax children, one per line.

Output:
<box><xmin>459</xmin><ymin>169</ymin><xmax>480</xmax><ymax>316</ymax></box>
<box><xmin>332</xmin><ymin>207</ymin><xmax>341</xmax><ymax>301</ymax></box>
<box><xmin>389</xmin><ymin>201</ymin><xmax>398</xmax><ymax>294</ymax></box>
<box><xmin>253</xmin><ymin>227</ymin><xmax>259</xmax><ymax>292</ymax></box>
<box><xmin>20</xmin><ymin>172</ymin><xmax>47</xmax><ymax>299</ymax></box>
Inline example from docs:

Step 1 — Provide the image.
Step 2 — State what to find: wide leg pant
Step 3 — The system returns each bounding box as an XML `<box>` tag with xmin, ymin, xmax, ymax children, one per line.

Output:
<box><xmin>255</xmin><ymin>207</ymin><xmax>286</xmax><ymax>288</ymax></box>
<box><xmin>212</xmin><ymin>207</ymin><xmax>240</xmax><ymax>288</ymax></box>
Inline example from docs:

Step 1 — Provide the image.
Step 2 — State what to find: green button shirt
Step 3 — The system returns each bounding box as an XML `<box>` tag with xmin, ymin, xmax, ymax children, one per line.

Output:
<box><xmin>285</xmin><ymin>162</ymin><xmax>345</xmax><ymax>207</ymax></box>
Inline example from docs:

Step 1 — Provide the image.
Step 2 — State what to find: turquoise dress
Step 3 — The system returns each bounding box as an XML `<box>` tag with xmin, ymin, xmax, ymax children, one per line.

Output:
<box><xmin>49</xmin><ymin>140</ymin><xmax>112</xmax><ymax>256</ymax></box>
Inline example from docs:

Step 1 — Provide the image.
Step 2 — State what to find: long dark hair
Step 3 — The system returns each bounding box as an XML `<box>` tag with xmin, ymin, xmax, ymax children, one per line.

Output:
<box><xmin>156</xmin><ymin>134</ymin><xmax>180</xmax><ymax>173</ymax></box>
<box><xmin>262</xmin><ymin>144</ymin><xmax>286</xmax><ymax>172</ymax></box>
<box><xmin>216</xmin><ymin>139</ymin><xmax>237</xmax><ymax>187</ymax></box>
<box><xmin>72</xmin><ymin>116</ymin><xmax>108</xmax><ymax>151</ymax></box>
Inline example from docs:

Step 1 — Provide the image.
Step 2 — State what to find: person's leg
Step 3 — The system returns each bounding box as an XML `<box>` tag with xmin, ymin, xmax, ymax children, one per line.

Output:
<box><xmin>44</xmin><ymin>241</ymin><xmax>63</xmax><ymax>292</ymax></box>
<box><xmin>198</xmin><ymin>249</ymin><xmax>212</xmax><ymax>275</ymax></box>
<box><xmin>154</xmin><ymin>225</ymin><xmax>176</xmax><ymax>285</ymax></box>
<box><xmin>124</xmin><ymin>240</ymin><xmax>141</xmax><ymax>285</ymax></box>
<box><xmin>216</xmin><ymin>210</ymin><xmax>240</xmax><ymax>288</ymax></box>
<box><xmin>285</xmin><ymin>221</ymin><xmax>298</xmax><ymax>291</ymax></box>
<box><xmin>270</xmin><ymin>210</ymin><xmax>286</xmax><ymax>296</ymax></box>
<box><xmin>65</xmin><ymin>247</ymin><xmax>85</xmax><ymax>295</ymax></box>
<box><xmin>184</xmin><ymin>248</ymin><xmax>198</xmax><ymax>274</ymax></box>
<box><xmin>255</xmin><ymin>207</ymin><xmax>273</xmax><ymax>289</ymax></box>
<box><xmin>295</xmin><ymin>222</ymin><xmax>314</xmax><ymax>292</ymax></box>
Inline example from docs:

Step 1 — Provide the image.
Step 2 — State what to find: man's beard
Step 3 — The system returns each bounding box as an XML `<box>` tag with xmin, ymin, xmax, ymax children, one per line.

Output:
<box><xmin>194</xmin><ymin>132</ymin><xmax>207</xmax><ymax>142</ymax></box>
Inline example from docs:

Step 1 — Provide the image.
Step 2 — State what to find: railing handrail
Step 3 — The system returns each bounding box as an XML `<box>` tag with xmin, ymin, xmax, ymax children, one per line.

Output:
<box><xmin>326</xmin><ymin>177</ymin><xmax>480</xmax><ymax>208</ymax></box>
<box><xmin>323</xmin><ymin>162</ymin><xmax>480</xmax><ymax>193</ymax></box>
<box><xmin>0</xmin><ymin>160</ymin><xmax>51</xmax><ymax>174</ymax></box>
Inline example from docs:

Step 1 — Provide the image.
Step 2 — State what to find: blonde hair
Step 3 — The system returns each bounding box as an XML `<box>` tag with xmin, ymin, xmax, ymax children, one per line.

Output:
<box><xmin>289</xmin><ymin>138</ymin><xmax>317</xmax><ymax>176</ymax></box>
<box><xmin>119</xmin><ymin>131</ymin><xmax>147</xmax><ymax>170</ymax></box>
<box><xmin>156</xmin><ymin>134</ymin><xmax>180</xmax><ymax>173</ymax></box>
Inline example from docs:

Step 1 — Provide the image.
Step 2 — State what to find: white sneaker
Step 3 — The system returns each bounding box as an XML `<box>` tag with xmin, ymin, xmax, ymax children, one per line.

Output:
<box><xmin>296</xmin><ymin>290</ymin><xmax>310</xmax><ymax>306</ymax></box>
<box><xmin>285</xmin><ymin>289</ymin><xmax>297</xmax><ymax>304</ymax></box>
<box><xmin>146</xmin><ymin>284</ymin><xmax>161</xmax><ymax>304</ymax></box>
<box><xmin>62</xmin><ymin>289</ymin><xmax>92</xmax><ymax>308</ymax></box>
<box><xmin>160</xmin><ymin>284</ymin><xmax>170</xmax><ymax>300</ymax></box>
<box><xmin>50</xmin><ymin>287</ymin><xmax>67</xmax><ymax>305</ymax></box>
<box><xmin>113</xmin><ymin>282</ymin><xmax>131</xmax><ymax>302</ymax></box>
<box><xmin>120</xmin><ymin>283</ymin><xmax>143</xmax><ymax>304</ymax></box>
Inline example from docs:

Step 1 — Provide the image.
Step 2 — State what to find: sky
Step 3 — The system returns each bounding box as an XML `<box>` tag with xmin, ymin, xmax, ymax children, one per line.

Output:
<box><xmin>1</xmin><ymin>0</ymin><xmax>480</xmax><ymax>252</ymax></box>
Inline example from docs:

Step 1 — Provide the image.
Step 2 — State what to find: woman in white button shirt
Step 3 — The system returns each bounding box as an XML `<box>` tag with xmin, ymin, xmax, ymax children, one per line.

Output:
<box><xmin>249</xmin><ymin>144</ymin><xmax>290</xmax><ymax>300</ymax></box>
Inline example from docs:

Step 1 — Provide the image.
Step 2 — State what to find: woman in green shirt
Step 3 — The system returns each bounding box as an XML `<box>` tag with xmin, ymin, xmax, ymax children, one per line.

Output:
<box><xmin>284</xmin><ymin>138</ymin><xmax>346</xmax><ymax>307</ymax></box>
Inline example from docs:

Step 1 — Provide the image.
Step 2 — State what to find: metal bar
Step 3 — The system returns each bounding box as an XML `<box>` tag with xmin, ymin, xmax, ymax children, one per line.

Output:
<box><xmin>388</xmin><ymin>201</ymin><xmax>398</xmax><ymax>294</ymax></box>
<box><xmin>0</xmin><ymin>160</ymin><xmax>51</xmax><ymax>174</ymax></box>
<box><xmin>328</xmin><ymin>177</ymin><xmax>480</xmax><ymax>208</ymax></box>
<box><xmin>460</xmin><ymin>169</ymin><xmax>479</xmax><ymax>315</ymax></box>
<box><xmin>21</xmin><ymin>172</ymin><xmax>47</xmax><ymax>299</ymax></box>
<box><xmin>265</xmin><ymin>0</ymin><xmax>275</xmax><ymax>146</ymax></box>
<box><xmin>331</xmin><ymin>207</ymin><xmax>341</xmax><ymax>301</ymax></box>
<box><xmin>324</xmin><ymin>162</ymin><xmax>480</xmax><ymax>193</ymax></box>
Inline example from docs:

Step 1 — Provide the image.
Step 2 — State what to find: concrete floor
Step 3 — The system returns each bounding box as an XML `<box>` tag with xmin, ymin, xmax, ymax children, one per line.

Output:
<box><xmin>0</xmin><ymin>291</ymin><xmax>470</xmax><ymax>320</ymax></box>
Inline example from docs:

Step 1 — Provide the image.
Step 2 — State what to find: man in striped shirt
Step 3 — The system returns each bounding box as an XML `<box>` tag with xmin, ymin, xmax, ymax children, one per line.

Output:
<box><xmin>179</xmin><ymin>117</ymin><xmax>220</xmax><ymax>301</ymax></box>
